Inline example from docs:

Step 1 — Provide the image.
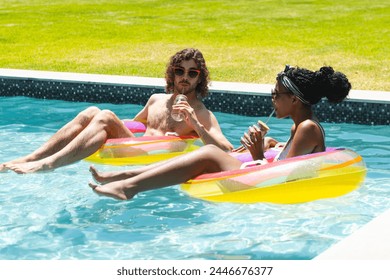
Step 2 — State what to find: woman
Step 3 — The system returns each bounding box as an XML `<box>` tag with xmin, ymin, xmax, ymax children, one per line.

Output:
<box><xmin>89</xmin><ymin>65</ymin><xmax>351</xmax><ymax>200</ymax></box>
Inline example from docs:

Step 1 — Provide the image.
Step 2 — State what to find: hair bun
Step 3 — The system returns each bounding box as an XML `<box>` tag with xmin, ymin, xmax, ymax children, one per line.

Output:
<box><xmin>318</xmin><ymin>66</ymin><xmax>335</xmax><ymax>78</ymax></box>
<box><xmin>279</xmin><ymin>65</ymin><xmax>351</xmax><ymax>105</ymax></box>
<box><xmin>316</xmin><ymin>66</ymin><xmax>351</xmax><ymax>103</ymax></box>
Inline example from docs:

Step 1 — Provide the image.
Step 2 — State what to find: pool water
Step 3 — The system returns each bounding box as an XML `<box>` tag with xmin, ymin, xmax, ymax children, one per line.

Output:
<box><xmin>0</xmin><ymin>96</ymin><xmax>389</xmax><ymax>260</ymax></box>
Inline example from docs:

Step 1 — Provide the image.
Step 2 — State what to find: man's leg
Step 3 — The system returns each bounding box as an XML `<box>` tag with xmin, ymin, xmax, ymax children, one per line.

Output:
<box><xmin>0</xmin><ymin>106</ymin><xmax>103</xmax><ymax>171</ymax></box>
<box><xmin>7</xmin><ymin>109</ymin><xmax>134</xmax><ymax>173</ymax></box>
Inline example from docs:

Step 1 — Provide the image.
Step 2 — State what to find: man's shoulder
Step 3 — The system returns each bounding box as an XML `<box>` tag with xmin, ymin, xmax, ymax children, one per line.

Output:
<box><xmin>147</xmin><ymin>93</ymin><xmax>169</xmax><ymax>103</ymax></box>
<box><xmin>192</xmin><ymin>99</ymin><xmax>208</xmax><ymax>111</ymax></box>
<box><xmin>194</xmin><ymin>101</ymin><xmax>214</xmax><ymax>120</ymax></box>
<box><xmin>150</xmin><ymin>92</ymin><xmax>167</xmax><ymax>96</ymax></box>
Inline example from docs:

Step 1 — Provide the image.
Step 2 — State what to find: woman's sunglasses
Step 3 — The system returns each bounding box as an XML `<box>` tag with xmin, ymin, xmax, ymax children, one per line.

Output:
<box><xmin>173</xmin><ymin>67</ymin><xmax>201</xmax><ymax>79</ymax></box>
<box><xmin>271</xmin><ymin>89</ymin><xmax>291</xmax><ymax>99</ymax></box>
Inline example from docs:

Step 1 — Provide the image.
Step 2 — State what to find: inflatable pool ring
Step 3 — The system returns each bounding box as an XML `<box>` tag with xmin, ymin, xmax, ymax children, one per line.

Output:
<box><xmin>86</xmin><ymin>139</ymin><xmax>277</xmax><ymax>166</ymax></box>
<box><xmin>87</xmin><ymin>120</ymin><xmax>271</xmax><ymax>166</ymax></box>
<box><xmin>230</xmin><ymin>148</ymin><xmax>280</xmax><ymax>163</ymax></box>
<box><xmin>181</xmin><ymin>148</ymin><xmax>366</xmax><ymax>204</ymax></box>
<box><xmin>89</xmin><ymin>118</ymin><xmax>278</xmax><ymax>166</ymax></box>
<box><xmin>85</xmin><ymin>120</ymin><xmax>203</xmax><ymax>165</ymax></box>
<box><xmin>85</xmin><ymin>135</ymin><xmax>204</xmax><ymax>165</ymax></box>
<box><xmin>230</xmin><ymin>147</ymin><xmax>337</xmax><ymax>164</ymax></box>
<box><xmin>91</xmin><ymin>120</ymin><xmax>278</xmax><ymax>166</ymax></box>
<box><xmin>123</xmin><ymin>120</ymin><xmax>147</xmax><ymax>134</ymax></box>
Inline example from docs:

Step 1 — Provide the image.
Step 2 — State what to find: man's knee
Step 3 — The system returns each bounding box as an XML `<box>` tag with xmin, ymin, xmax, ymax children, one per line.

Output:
<box><xmin>76</xmin><ymin>106</ymin><xmax>101</xmax><ymax>125</ymax></box>
<box><xmin>95</xmin><ymin>109</ymin><xmax>118</xmax><ymax>124</ymax></box>
<box><xmin>80</xmin><ymin>106</ymin><xmax>101</xmax><ymax>117</ymax></box>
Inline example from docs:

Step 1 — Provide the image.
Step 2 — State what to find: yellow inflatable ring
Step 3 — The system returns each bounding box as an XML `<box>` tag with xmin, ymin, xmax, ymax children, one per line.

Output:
<box><xmin>181</xmin><ymin>148</ymin><xmax>366</xmax><ymax>204</ymax></box>
<box><xmin>85</xmin><ymin>135</ymin><xmax>204</xmax><ymax>165</ymax></box>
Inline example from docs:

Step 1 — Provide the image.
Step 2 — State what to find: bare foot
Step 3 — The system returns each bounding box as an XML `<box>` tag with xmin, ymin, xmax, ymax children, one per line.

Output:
<box><xmin>1</xmin><ymin>162</ymin><xmax>21</xmax><ymax>172</ymax></box>
<box><xmin>89</xmin><ymin>166</ymin><xmax>112</xmax><ymax>184</ymax></box>
<box><xmin>0</xmin><ymin>156</ymin><xmax>39</xmax><ymax>172</ymax></box>
<box><xmin>89</xmin><ymin>165</ymin><xmax>136</xmax><ymax>184</ymax></box>
<box><xmin>0</xmin><ymin>163</ymin><xmax>8</xmax><ymax>172</ymax></box>
<box><xmin>7</xmin><ymin>160</ymin><xmax>52</xmax><ymax>174</ymax></box>
<box><xmin>89</xmin><ymin>181</ymin><xmax>136</xmax><ymax>200</ymax></box>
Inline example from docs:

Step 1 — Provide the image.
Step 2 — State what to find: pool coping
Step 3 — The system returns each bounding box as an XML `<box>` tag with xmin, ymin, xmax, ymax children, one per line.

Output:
<box><xmin>315</xmin><ymin>208</ymin><xmax>390</xmax><ymax>260</ymax></box>
<box><xmin>1</xmin><ymin>68</ymin><xmax>389</xmax><ymax>103</ymax></box>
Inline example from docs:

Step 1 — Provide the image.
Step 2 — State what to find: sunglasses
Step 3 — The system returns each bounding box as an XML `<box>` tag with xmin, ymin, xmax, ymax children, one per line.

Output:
<box><xmin>173</xmin><ymin>67</ymin><xmax>201</xmax><ymax>79</ymax></box>
<box><xmin>271</xmin><ymin>88</ymin><xmax>291</xmax><ymax>99</ymax></box>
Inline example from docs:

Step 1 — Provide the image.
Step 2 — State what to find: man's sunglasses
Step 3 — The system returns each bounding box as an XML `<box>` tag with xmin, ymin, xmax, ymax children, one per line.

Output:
<box><xmin>173</xmin><ymin>67</ymin><xmax>201</xmax><ymax>79</ymax></box>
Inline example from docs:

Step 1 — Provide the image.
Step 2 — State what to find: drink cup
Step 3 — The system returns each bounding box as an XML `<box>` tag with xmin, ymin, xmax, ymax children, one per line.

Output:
<box><xmin>171</xmin><ymin>94</ymin><xmax>187</xmax><ymax>122</ymax></box>
<box><xmin>257</xmin><ymin>120</ymin><xmax>270</xmax><ymax>137</ymax></box>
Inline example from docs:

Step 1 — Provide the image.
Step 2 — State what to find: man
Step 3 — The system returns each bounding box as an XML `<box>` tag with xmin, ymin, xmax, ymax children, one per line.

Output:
<box><xmin>0</xmin><ymin>48</ymin><xmax>233</xmax><ymax>173</ymax></box>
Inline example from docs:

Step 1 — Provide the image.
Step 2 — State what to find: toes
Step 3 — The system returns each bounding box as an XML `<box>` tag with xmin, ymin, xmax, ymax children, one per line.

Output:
<box><xmin>7</xmin><ymin>165</ymin><xmax>23</xmax><ymax>174</ymax></box>
<box><xmin>89</xmin><ymin>165</ymin><xmax>97</xmax><ymax>174</ymax></box>
<box><xmin>0</xmin><ymin>164</ymin><xmax>9</xmax><ymax>173</ymax></box>
<box><xmin>88</xmin><ymin>181</ymin><xmax>98</xmax><ymax>190</ymax></box>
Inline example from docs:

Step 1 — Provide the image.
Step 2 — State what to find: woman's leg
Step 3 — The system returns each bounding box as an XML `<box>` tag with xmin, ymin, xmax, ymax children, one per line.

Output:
<box><xmin>89</xmin><ymin>166</ymin><xmax>140</xmax><ymax>184</ymax></box>
<box><xmin>7</xmin><ymin>109</ymin><xmax>134</xmax><ymax>173</ymax></box>
<box><xmin>89</xmin><ymin>148</ymin><xmax>214</xmax><ymax>184</ymax></box>
<box><xmin>89</xmin><ymin>145</ymin><xmax>242</xmax><ymax>200</ymax></box>
<box><xmin>90</xmin><ymin>163</ymin><xmax>168</xmax><ymax>184</ymax></box>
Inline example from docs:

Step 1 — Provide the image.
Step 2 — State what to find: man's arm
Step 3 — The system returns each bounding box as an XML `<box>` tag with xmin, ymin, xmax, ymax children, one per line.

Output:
<box><xmin>130</xmin><ymin>95</ymin><xmax>157</xmax><ymax>123</ymax></box>
<box><xmin>191</xmin><ymin>110</ymin><xmax>233</xmax><ymax>151</ymax></box>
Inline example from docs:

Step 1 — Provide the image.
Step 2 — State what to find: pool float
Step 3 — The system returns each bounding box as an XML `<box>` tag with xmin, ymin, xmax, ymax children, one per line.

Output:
<box><xmin>86</xmin><ymin>119</ymin><xmax>280</xmax><ymax>166</ymax></box>
<box><xmin>87</xmin><ymin>120</ymin><xmax>279</xmax><ymax>166</ymax></box>
<box><xmin>230</xmin><ymin>148</ymin><xmax>280</xmax><ymax>163</ymax></box>
<box><xmin>86</xmin><ymin>135</ymin><xmax>203</xmax><ymax>165</ymax></box>
<box><xmin>181</xmin><ymin>148</ymin><xmax>366</xmax><ymax>204</ymax></box>
<box><xmin>85</xmin><ymin>120</ymin><xmax>204</xmax><ymax>165</ymax></box>
<box><xmin>123</xmin><ymin>120</ymin><xmax>147</xmax><ymax>134</ymax></box>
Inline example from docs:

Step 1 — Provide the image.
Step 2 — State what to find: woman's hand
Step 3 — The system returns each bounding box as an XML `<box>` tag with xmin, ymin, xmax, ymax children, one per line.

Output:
<box><xmin>231</xmin><ymin>145</ymin><xmax>246</xmax><ymax>153</ymax></box>
<box><xmin>264</xmin><ymin>137</ymin><xmax>279</xmax><ymax>150</ymax></box>
<box><xmin>240</xmin><ymin>125</ymin><xmax>264</xmax><ymax>160</ymax></box>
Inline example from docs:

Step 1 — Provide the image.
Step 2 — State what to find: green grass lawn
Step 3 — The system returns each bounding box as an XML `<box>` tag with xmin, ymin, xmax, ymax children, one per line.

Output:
<box><xmin>0</xmin><ymin>0</ymin><xmax>389</xmax><ymax>90</ymax></box>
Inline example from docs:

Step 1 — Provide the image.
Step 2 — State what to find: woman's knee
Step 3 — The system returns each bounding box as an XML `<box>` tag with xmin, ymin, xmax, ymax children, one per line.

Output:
<box><xmin>193</xmin><ymin>145</ymin><xmax>230</xmax><ymax>172</ymax></box>
<box><xmin>198</xmin><ymin>144</ymin><xmax>241</xmax><ymax>170</ymax></box>
<box><xmin>200</xmin><ymin>144</ymin><xmax>220</xmax><ymax>152</ymax></box>
<box><xmin>198</xmin><ymin>145</ymin><xmax>225</xmax><ymax>159</ymax></box>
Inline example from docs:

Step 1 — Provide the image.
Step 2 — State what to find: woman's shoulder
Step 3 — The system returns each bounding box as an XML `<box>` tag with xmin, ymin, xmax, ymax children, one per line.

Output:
<box><xmin>299</xmin><ymin>119</ymin><xmax>321</xmax><ymax>127</ymax></box>
<box><xmin>296</xmin><ymin>119</ymin><xmax>323</xmax><ymax>135</ymax></box>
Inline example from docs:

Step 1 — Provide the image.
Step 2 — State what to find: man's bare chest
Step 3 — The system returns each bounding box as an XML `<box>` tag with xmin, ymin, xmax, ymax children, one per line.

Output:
<box><xmin>147</xmin><ymin>100</ymin><xmax>195</xmax><ymax>134</ymax></box>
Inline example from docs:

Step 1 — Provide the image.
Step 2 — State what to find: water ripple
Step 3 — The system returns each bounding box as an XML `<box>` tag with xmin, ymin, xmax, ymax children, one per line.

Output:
<box><xmin>1</xmin><ymin>97</ymin><xmax>390</xmax><ymax>260</ymax></box>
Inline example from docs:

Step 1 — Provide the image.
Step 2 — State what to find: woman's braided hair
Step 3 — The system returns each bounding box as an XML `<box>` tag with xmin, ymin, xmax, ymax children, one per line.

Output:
<box><xmin>278</xmin><ymin>65</ymin><xmax>351</xmax><ymax>105</ymax></box>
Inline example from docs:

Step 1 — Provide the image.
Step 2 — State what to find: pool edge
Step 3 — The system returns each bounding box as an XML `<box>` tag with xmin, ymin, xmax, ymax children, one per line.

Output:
<box><xmin>315</xmin><ymin>208</ymin><xmax>390</xmax><ymax>260</ymax></box>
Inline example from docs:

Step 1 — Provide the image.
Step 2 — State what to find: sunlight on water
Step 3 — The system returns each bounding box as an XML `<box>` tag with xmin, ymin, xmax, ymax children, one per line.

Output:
<box><xmin>1</xmin><ymin>96</ymin><xmax>389</xmax><ymax>260</ymax></box>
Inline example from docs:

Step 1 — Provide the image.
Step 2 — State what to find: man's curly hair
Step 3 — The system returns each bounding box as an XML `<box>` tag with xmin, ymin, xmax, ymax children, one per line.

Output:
<box><xmin>165</xmin><ymin>48</ymin><xmax>210</xmax><ymax>98</ymax></box>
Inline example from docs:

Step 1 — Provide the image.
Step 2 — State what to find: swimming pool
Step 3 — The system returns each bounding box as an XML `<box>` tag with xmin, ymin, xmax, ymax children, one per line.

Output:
<box><xmin>1</xmin><ymin>96</ymin><xmax>389</xmax><ymax>260</ymax></box>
